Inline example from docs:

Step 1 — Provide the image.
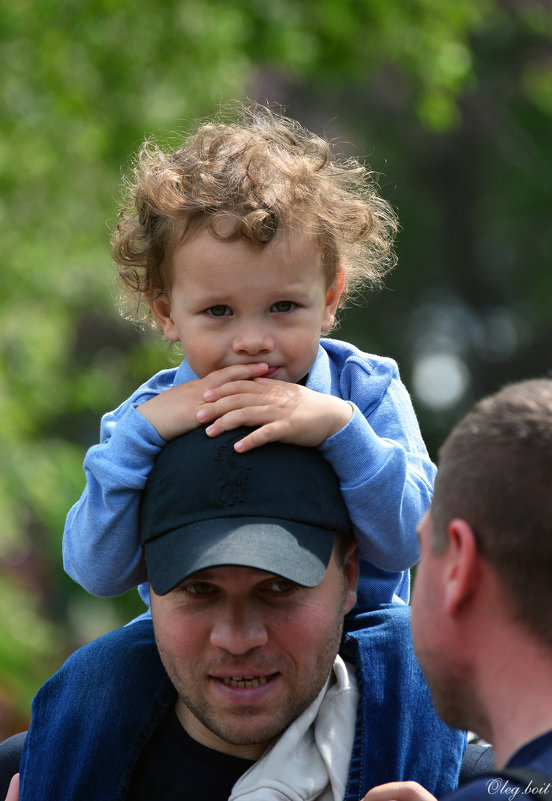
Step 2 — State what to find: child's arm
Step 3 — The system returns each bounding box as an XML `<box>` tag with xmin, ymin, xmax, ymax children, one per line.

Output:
<box><xmin>62</xmin><ymin>372</ymin><xmax>172</xmax><ymax>596</ymax></box>
<box><xmin>317</xmin><ymin>370</ymin><xmax>434</xmax><ymax>571</ymax></box>
<box><xmin>63</xmin><ymin>363</ymin><xmax>269</xmax><ymax>597</ymax></box>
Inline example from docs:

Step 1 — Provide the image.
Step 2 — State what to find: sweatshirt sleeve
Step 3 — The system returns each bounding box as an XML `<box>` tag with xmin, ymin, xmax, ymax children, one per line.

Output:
<box><xmin>318</xmin><ymin>354</ymin><xmax>435</xmax><ymax>572</ymax></box>
<box><xmin>62</xmin><ymin>372</ymin><xmax>173</xmax><ymax>597</ymax></box>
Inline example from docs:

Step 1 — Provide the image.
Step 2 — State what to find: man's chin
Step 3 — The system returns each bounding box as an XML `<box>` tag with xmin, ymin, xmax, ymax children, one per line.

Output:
<box><xmin>429</xmin><ymin>677</ymin><xmax>476</xmax><ymax>734</ymax></box>
<box><xmin>201</xmin><ymin>707</ymin><xmax>290</xmax><ymax>748</ymax></box>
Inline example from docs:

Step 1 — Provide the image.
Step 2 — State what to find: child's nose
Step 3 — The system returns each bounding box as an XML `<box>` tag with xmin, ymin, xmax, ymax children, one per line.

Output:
<box><xmin>233</xmin><ymin>327</ymin><xmax>274</xmax><ymax>356</ymax></box>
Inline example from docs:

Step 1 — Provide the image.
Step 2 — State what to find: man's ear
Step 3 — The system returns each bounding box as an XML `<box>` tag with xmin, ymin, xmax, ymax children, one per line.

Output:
<box><xmin>442</xmin><ymin>519</ymin><xmax>480</xmax><ymax>616</ymax></box>
<box><xmin>321</xmin><ymin>270</ymin><xmax>345</xmax><ymax>334</ymax></box>
<box><xmin>148</xmin><ymin>294</ymin><xmax>179</xmax><ymax>341</ymax></box>
<box><xmin>343</xmin><ymin>541</ymin><xmax>359</xmax><ymax>614</ymax></box>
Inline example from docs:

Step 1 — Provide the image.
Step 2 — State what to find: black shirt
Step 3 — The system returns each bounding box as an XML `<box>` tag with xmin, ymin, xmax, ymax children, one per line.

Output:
<box><xmin>127</xmin><ymin>708</ymin><xmax>255</xmax><ymax>800</ymax></box>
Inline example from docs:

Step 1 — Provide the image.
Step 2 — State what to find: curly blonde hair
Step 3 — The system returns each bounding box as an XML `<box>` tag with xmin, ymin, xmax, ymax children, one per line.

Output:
<box><xmin>112</xmin><ymin>104</ymin><xmax>398</xmax><ymax>327</ymax></box>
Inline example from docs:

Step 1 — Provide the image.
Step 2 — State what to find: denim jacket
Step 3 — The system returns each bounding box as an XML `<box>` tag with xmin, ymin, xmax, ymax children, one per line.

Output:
<box><xmin>19</xmin><ymin>604</ymin><xmax>466</xmax><ymax>800</ymax></box>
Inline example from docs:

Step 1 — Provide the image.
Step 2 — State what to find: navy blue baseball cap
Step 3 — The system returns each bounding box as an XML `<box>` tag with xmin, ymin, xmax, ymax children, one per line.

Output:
<box><xmin>140</xmin><ymin>427</ymin><xmax>352</xmax><ymax>595</ymax></box>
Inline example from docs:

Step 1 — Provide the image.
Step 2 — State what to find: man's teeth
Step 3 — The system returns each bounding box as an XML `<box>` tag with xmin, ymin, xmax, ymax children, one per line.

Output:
<box><xmin>223</xmin><ymin>676</ymin><xmax>269</xmax><ymax>688</ymax></box>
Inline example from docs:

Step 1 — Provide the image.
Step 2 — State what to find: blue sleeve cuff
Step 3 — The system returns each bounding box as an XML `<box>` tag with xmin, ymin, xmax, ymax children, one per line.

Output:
<box><xmin>319</xmin><ymin>404</ymin><xmax>393</xmax><ymax>488</ymax></box>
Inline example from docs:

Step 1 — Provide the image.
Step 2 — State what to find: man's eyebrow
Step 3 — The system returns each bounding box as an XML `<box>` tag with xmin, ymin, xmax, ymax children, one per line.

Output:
<box><xmin>178</xmin><ymin>567</ymin><xmax>288</xmax><ymax>586</ymax></box>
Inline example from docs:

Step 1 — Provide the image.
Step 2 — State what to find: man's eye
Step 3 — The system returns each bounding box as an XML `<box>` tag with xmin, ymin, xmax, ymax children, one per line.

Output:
<box><xmin>206</xmin><ymin>305</ymin><xmax>231</xmax><ymax>317</ymax></box>
<box><xmin>183</xmin><ymin>582</ymin><xmax>215</xmax><ymax>596</ymax></box>
<box><xmin>270</xmin><ymin>300</ymin><xmax>296</xmax><ymax>313</ymax></box>
<box><xmin>265</xmin><ymin>578</ymin><xmax>296</xmax><ymax>594</ymax></box>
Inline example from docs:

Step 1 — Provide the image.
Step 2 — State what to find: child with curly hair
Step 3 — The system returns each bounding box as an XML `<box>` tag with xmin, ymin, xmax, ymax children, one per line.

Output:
<box><xmin>63</xmin><ymin>103</ymin><xmax>434</xmax><ymax>610</ymax></box>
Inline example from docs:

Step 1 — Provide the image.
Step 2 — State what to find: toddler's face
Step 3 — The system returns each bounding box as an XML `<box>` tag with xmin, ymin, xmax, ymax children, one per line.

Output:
<box><xmin>149</xmin><ymin>227</ymin><xmax>341</xmax><ymax>383</ymax></box>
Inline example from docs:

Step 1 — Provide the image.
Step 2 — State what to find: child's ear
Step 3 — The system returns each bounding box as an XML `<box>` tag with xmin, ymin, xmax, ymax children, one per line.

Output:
<box><xmin>148</xmin><ymin>293</ymin><xmax>180</xmax><ymax>341</ymax></box>
<box><xmin>321</xmin><ymin>270</ymin><xmax>345</xmax><ymax>333</ymax></box>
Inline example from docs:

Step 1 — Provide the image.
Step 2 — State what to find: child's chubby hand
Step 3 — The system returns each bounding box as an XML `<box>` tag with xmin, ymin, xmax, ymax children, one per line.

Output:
<box><xmin>361</xmin><ymin>782</ymin><xmax>437</xmax><ymax>801</ymax></box>
<box><xmin>197</xmin><ymin>377</ymin><xmax>353</xmax><ymax>452</ymax></box>
<box><xmin>136</xmin><ymin>363</ymin><xmax>269</xmax><ymax>441</ymax></box>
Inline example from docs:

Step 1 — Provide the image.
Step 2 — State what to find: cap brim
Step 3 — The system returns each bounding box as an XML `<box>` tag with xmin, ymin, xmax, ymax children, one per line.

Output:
<box><xmin>144</xmin><ymin>517</ymin><xmax>336</xmax><ymax>596</ymax></box>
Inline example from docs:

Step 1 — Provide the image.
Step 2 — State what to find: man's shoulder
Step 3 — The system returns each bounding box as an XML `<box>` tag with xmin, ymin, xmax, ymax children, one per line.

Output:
<box><xmin>445</xmin><ymin>773</ymin><xmax>552</xmax><ymax>801</ymax></box>
<box><xmin>341</xmin><ymin>604</ymin><xmax>413</xmax><ymax>681</ymax></box>
<box><xmin>447</xmin><ymin>731</ymin><xmax>552</xmax><ymax>801</ymax></box>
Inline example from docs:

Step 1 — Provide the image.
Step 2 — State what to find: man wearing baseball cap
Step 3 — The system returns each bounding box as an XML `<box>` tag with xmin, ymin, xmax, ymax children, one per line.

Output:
<box><xmin>9</xmin><ymin>428</ymin><xmax>464</xmax><ymax>800</ymax></box>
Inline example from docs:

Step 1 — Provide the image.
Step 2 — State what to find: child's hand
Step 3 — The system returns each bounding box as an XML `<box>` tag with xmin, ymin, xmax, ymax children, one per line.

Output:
<box><xmin>361</xmin><ymin>782</ymin><xmax>437</xmax><ymax>801</ymax></box>
<box><xmin>197</xmin><ymin>377</ymin><xmax>353</xmax><ymax>452</ymax></box>
<box><xmin>137</xmin><ymin>363</ymin><xmax>269</xmax><ymax>441</ymax></box>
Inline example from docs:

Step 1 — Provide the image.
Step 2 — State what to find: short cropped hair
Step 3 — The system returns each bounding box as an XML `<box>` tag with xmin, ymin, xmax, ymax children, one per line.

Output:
<box><xmin>431</xmin><ymin>378</ymin><xmax>552</xmax><ymax>646</ymax></box>
<box><xmin>112</xmin><ymin>103</ymin><xmax>398</xmax><ymax>327</ymax></box>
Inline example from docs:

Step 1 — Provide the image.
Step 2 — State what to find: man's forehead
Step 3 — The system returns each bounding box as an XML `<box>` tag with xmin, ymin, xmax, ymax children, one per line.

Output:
<box><xmin>181</xmin><ymin>565</ymin><xmax>299</xmax><ymax>584</ymax></box>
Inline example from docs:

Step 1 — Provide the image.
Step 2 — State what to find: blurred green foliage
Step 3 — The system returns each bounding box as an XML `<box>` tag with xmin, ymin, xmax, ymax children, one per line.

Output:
<box><xmin>1</xmin><ymin>0</ymin><xmax>551</xmax><ymax>735</ymax></box>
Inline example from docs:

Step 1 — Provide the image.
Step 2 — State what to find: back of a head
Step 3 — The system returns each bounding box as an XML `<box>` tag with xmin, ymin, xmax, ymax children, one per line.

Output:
<box><xmin>431</xmin><ymin>378</ymin><xmax>552</xmax><ymax>645</ymax></box>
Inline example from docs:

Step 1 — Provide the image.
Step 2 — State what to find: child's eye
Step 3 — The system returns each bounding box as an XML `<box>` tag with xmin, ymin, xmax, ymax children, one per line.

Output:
<box><xmin>270</xmin><ymin>300</ymin><xmax>296</xmax><ymax>313</ymax></box>
<box><xmin>206</xmin><ymin>305</ymin><xmax>232</xmax><ymax>317</ymax></box>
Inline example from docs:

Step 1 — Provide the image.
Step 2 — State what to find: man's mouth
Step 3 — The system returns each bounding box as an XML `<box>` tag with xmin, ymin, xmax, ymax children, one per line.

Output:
<box><xmin>222</xmin><ymin>675</ymin><xmax>270</xmax><ymax>688</ymax></box>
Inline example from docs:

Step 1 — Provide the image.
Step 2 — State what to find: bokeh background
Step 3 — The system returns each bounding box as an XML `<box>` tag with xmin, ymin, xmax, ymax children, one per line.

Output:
<box><xmin>1</xmin><ymin>0</ymin><xmax>551</xmax><ymax>738</ymax></box>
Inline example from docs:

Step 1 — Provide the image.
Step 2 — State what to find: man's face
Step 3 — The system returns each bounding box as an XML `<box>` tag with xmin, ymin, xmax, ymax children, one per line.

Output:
<box><xmin>151</xmin><ymin>543</ymin><xmax>358</xmax><ymax>760</ymax></box>
<box><xmin>411</xmin><ymin>511</ymin><xmax>473</xmax><ymax>731</ymax></box>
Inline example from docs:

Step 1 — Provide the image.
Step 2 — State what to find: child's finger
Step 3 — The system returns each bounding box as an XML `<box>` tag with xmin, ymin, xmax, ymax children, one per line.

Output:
<box><xmin>196</xmin><ymin>392</ymin><xmax>265</xmax><ymax>423</ymax></box>
<box><xmin>206</xmin><ymin>362</ymin><xmax>269</xmax><ymax>390</ymax></box>
<box><xmin>203</xmin><ymin>377</ymin><xmax>275</xmax><ymax>402</ymax></box>
<box><xmin>203</xmin><ymin>406</ymin><xmax>276</xmax><ymax>437</ymax></box>
<box><xmin>233</xmin><ymin>424</ymin><xmax>280</xmax><ymax>452</ymax></box>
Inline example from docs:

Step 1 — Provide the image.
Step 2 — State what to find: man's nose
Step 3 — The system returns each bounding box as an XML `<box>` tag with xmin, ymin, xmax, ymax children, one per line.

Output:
<box><xmin>210</xmin><ymin>607</ymin><xmax>269</xmax><ymax>654</ymax></box>
<box><xmin>232</xmin><ymin>324</ymin><xmax>274</xmax><ymax>356</ymax></box>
